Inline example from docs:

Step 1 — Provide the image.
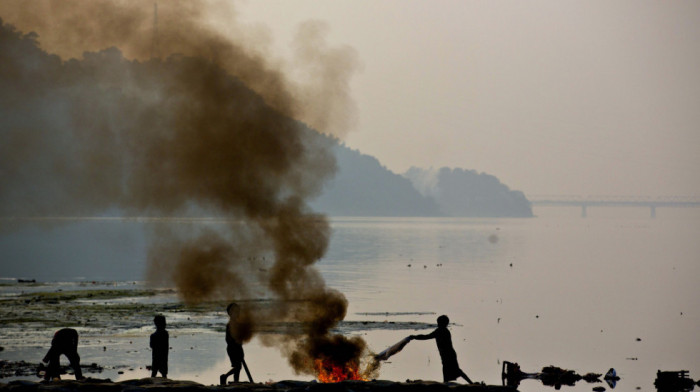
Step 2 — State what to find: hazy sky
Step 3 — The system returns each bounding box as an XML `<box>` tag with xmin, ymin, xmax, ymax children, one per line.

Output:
<box><xmin>234</xmin><ymin>0</ymin><xmax>700</xmax><ymax>197</ymax></box>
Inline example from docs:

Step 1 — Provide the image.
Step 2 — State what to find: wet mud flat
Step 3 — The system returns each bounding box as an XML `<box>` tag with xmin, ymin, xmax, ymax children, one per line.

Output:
<box><xmin>0</xmin><ymin>282</ymin><xmax>435</xmax><ymax>336</ymax></box>
<box><xmin>0</xmin><ymin>360</ymin><xmax>107</xmax><ymax>380</ymax></box>
<box><xmin>0</xmin><ymin>282</ymin><xmax>436</xmax><ymax>382</ymax></box>
<box><xmin>0</xmin><ymin>378</ymin><xmax>516</xmax><ymax>392</ymax></box>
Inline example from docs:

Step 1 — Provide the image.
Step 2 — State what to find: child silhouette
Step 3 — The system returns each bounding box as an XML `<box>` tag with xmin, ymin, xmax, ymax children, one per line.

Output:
<box><xmin>42</xmin><ymin>328</ymin><xmax>83</xmax><ymax>381</ymax></box>
<box><xmin>150</xmin><ymin>315</ymin><xmax>169</xmax><ymax>378</ymax></box>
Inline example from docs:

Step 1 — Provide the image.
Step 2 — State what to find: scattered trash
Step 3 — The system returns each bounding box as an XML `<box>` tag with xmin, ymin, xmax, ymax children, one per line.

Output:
<box><xmin>604</xmin><ymin>368</ymin><xmax>620</xmax><ymax>388</ymax></box>
<box><xmin>501</xmin><ymin>361</ymin><xmax>619</xmax><ymax>390</ymax></box>
<box><xmin>654</xmin><ymin>370</ymin><xmax>699</xmax><ymax>392</ymax></box>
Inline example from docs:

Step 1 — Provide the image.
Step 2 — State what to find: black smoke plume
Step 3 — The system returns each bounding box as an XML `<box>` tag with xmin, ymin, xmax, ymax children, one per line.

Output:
<box><xmin>0</xmin><ymin>0</ymin><xmax>368</xmax><ymax>377</ymax></box>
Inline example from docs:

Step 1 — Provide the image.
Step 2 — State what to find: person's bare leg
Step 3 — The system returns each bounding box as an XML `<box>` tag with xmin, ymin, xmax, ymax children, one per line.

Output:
<box><xmin>459</xmin><ymin>370</ymin><xmax>473</xmax><ymax>383</ymax></box>
<box><xmin>220</xmin><ymin>369</ymin><xmax>234</xmax><ymax>385</ymax></box>
<box><xmin>220</xmin><ymin>366</ymin><xmax>241</xmax><ymax>385</ymax></box>
<box><xmin>233</xmin><ymin>367</ymin><xmax>241</xmax><ymax>382</ymax></box>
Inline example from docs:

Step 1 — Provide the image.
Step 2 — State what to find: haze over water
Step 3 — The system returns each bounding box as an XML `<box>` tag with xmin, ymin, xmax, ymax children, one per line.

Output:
<box><xmin>321</xmin><ymin>209</ymin><xmax>700</xmax><ymax>391</ymax></box>
<box><xmin>2</xmin><ymin>208</ymin><xmax>698</xmax><ymax>391</ymax></box>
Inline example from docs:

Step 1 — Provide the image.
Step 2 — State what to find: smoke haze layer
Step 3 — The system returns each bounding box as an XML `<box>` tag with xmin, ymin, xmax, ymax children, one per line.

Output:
<box><xmin>0</xmin><ymin>0</ymin><xmax>365</xmax><ymax>376</ymax></box>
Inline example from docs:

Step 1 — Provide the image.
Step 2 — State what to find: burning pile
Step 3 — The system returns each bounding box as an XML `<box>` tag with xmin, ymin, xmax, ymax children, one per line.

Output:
<box><xmin>0</xmin><ymin>0</ymin><xmax>371</xmax><ymax>381</ymax></box>
<box><xmin>315</xmin><ymin>359</ymin><xmax>367</xmax><ymax>383</ymax></box>
<box><xmin>302</xmin><ymin>332</ymin><xmax>378</xmax><ymax>382</ymax></box>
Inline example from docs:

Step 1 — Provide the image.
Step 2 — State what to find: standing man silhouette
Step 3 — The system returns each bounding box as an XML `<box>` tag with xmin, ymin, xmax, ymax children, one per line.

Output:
<box><xmin>410</xmin><ymin>315</ymin><xmax>473</xmax><ymax>383</ymax></box>
<box><xmin>220</xmin><ymin>303</ymin><xmax>245</xmax><ymax>385</ymax></box>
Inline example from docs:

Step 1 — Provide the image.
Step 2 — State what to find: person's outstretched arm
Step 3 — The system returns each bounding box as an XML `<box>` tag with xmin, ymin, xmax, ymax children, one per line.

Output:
<box><xmin>410</xmin><ymin>329</ymin><xmax>437</xmax><ymax>340</ymax></box>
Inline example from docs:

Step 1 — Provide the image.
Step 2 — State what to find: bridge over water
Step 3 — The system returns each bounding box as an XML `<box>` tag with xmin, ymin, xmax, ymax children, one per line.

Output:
<box><xmin>527</xmin><ymin>195</ymin><xmax>700</xmax><ymax>218</ymax></box>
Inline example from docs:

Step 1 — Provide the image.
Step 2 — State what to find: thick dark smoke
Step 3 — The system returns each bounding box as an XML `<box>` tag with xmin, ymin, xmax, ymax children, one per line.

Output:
<box><xmin>0</xmin><ymin>0</ymin><xmax>367</xmax><ymax>377</ymax></box>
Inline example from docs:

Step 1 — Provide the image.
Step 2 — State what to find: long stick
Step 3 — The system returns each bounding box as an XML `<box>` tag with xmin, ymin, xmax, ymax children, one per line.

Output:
<box><xmin>242</xmin><ymin>358</ymin><xmax>253</xmax><ymax>383</ymax></box>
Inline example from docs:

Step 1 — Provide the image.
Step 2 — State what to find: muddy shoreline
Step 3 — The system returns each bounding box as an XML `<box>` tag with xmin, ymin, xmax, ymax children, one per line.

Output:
<box><xmin>0</xmin><ymin>282</ymin><xmax>435</xmax><ymax>335</ymax></box>
<box><xmin>0</xmin><ymin>282</ymin><xmax>436</xmax><ymax>384</ymax></box>
<box><xmin>0</xmin><ymin>377</ymin><xmax>515</xmax><ymax>392</ymax></box>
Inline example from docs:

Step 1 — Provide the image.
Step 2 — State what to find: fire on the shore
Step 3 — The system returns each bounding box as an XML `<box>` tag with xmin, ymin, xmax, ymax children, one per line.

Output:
<box><xmin>314</xmin><ymin>358</ymin><xmax>368</xmax><ymax>383</ymax></box>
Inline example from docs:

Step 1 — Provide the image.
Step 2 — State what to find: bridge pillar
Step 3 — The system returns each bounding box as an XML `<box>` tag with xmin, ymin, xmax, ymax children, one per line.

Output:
<box><xmin>581</xmin><ymin>205</ymin><xmax>587</xmax><ymax>218</ymax></box>
<box><xmin>650</xmin><ymin>205</ymin><xmax>656</xmax><ymax>219</ymax></box>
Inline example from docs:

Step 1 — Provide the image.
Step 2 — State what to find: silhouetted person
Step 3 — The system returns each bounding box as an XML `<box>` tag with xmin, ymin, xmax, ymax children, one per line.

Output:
<box><xmin>150</xmin><ymin>315</ymin><xmax>169</xmax><ymax>378</ymax></box>
<box><xmin>410</xmin><ymin>315</ymin><xmax>473</xmax><ymax>383</ymax></box>
<box><xmin>42</xmin><ymin>328</ymin><xmax>83</xmax><ymax>381</ymax></box>
<box><xmin>220</xmin><ymin>303</ymin><xmax>244</xmax><ymax>385</ymax></box>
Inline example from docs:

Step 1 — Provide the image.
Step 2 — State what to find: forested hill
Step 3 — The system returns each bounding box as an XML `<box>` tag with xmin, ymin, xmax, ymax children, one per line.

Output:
<box><xmin>403</xmin><ymin>167</ymin><xmax>533</xmax><ymax>217</ymax></box>
<box><xmin>309</xmin><ymin>141</ymin><xmax>533</xmax><ymax>217</ymax></box>
<box><xmin>309</xmin><ymin>144</ymin><xmax>441</xmax><ymax>217</ymax></box>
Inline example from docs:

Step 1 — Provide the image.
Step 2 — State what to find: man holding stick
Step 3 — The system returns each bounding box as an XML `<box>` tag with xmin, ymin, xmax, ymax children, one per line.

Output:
<box><xmin>220</xmin><ymin>303</ymin><xmax>253</xmax><ymax>384</ymax></box>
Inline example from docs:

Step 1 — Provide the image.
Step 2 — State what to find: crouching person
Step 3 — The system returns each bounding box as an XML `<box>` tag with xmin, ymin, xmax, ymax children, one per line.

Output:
<box><xmin>42</xmin><ymin>328</ymin><xmax>83</xmax><ymax>381</ymax></box>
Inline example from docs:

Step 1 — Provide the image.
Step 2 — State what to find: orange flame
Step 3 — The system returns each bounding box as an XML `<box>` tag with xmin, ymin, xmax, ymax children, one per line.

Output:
<box><xmin>314</xmin><ymin>358</ymin><xmax>368</xmax><ymax>383</ymax></box>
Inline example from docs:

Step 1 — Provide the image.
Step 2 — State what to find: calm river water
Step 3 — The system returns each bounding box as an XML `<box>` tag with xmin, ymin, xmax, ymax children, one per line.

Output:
<box><xmin>1</xmin><ymin>207</ymin><xmax>699</xmax><ymax>392</ymax></box>
<box><xmin>315</xmin><ymin>208</ymin><xmax>700</xmax><ymax>392</ymax></box>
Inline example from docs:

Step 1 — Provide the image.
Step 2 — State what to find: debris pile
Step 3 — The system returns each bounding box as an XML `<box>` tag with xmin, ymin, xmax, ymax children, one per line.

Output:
<box><xmin>654</xmin><ymin>371</ymin><xmax>699</xmax><ymax>392</ymax></box>
<box><xmin>501</xmin><ymin>360</ymin><xmax>620</xmax><ymax>390</ymax></box>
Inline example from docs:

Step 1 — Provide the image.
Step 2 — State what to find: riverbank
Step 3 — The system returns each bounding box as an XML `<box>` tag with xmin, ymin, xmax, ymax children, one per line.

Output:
<box><xmin>0</xmin><ymin>281</ymin><xmax>437</xmax><ymax>383</ymax></box>
<box><xmin>0</xmin><ymin>377</ymin><xmax>515</xmax><ymax>392</ymax></box>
